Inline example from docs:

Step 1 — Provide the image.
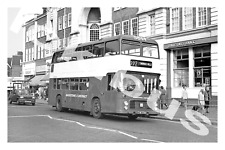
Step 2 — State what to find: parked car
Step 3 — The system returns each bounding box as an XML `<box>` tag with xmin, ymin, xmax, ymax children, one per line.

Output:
<box><xmin>8</xmin><ymin>89</ymin><xmax>36</xmax><ymax>105</ymax></box>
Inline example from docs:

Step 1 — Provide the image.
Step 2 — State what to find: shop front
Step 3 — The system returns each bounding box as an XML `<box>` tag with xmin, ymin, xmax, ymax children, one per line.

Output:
<box><xmin>164</xmin><ymin>36</ymin><xmax>217</xmax><ymax>100</ymax></box>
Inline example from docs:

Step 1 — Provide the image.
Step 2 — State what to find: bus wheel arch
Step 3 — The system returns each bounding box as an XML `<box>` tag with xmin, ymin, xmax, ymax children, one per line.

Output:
<box><xmin>56</xmin><ymin>94</ymin><xmax>64</xmax><ymax>112</ymax></box>
<box><xmin>91</xmin><ymin>97</ymin><xmax>103</xmax><ymax>119</ymax></box>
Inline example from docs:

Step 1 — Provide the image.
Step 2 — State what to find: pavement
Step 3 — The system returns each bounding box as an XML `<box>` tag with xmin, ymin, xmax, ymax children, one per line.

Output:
<box><xmin>35</xmin><ymin>98</ymin><xmax>217</xmax><ymax>126</ymax></box>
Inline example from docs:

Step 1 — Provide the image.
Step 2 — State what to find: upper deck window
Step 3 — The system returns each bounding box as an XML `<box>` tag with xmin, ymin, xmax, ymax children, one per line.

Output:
<box><xmin>121</xmin><ymin>40</ymin><xmax>159</xmax><ymax>58</ymax></box>
<box><xmin>105</xmin><ymin>40</ymin><xmax>120</xmax><ymax>56</ymax></box>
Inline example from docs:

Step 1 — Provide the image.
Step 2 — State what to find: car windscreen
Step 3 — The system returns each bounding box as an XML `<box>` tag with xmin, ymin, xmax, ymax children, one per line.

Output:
<box><xmin>16</xmin><ymin>89</ymin><xmax>30</xmax><ymax>95</ymax></box>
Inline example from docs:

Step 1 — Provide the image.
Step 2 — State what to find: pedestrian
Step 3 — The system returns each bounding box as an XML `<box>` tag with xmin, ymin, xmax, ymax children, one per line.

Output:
<box><xmin>204</xmin><ymin>85</ymin><xmax>211</xmax><ymax>113</ymax></box>
<box><xmin>181</xmin><ymin>85</ymin><xmax>188</xmax><ymax>109</ymax></box>
<box><xmin>159</xmin><ymin>86</ymin><xmax>168</xmax><ymax>109</ymax></box>
<box><xmin>198</xmin><ymin>89</ymin><xmax>205</xmax><ymax>115</ymax></box>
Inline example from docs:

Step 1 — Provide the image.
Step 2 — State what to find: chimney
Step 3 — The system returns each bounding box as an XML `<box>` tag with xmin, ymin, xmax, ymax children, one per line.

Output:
<box><xmin>43</xmin><ymin>7</ymin><xmax>47</xmax><ymax>14</ymax></box>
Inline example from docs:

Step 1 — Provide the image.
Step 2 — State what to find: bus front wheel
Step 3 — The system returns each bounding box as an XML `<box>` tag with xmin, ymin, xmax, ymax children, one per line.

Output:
<box><xmin>56</xmin><ymin>95</ymin><xmax>64</xmax><ymax>112</ymax></box>
<box><xmin>92</xmin><ymin>98</ymin><xmax>103</xmax><ymax>119</ymax></box>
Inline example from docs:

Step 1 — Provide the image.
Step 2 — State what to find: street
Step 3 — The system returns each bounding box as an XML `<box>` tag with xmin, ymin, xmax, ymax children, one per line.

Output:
<box><xmin>8</xmin><ymin>102</ymin><xmax>217</xmax><ymax>142</ymax></box>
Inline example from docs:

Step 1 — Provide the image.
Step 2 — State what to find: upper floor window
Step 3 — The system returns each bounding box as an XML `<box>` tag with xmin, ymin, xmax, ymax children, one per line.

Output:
<box><xmin>149</xmin><ymin>14</ymin><xmax>155</xmax><ymax>35</ymax></box>
<box><xmin>37</xmin><ymin>24</ymin><xmax>46</xmax><ymax>38</ymax></box>
<box><xmin>90</xmin><ymin>23</ymin><xmax>99</xmax><ymax>41</ymax></box>
<box><xmin>63</xmin><ymin>15</ymin><xmax>68</xmax><ymax>28</ymax></box>
<box><xmin>58</xmin><ymin>16</ymin><xmax>63</xmax><ymax>30</ymax></box>
<box><xmin>197</xmin><ymin>7</ymin><xmax>207</xmax><ymax>27</ymax></box>
<box><xmin>122</xmin><ymin>20</ymin><xmax>129</xmax><ymax>35</ymax></box>
<box><xmin>131</xmin><ymin>18</ymin><xmax>138</xmax><ymax>36</ymax></box>
<box><xmin>68</xmin><ymin>13</ymin><xmax>72</xmax><ymax>27</ymax></box>
<box><xmin>171</xmin><ymin>8</ymin><xmax>180</xmax><ymax>32</ymax></box>
<box><xmin>114</xmin><ymin>22</ymin><xmax>120</xmax><ymax>36</ymax></box>
<box><xmin>183</xmin><ymin>7</ymin><xmax>193</xmax><ymax>30</ymax></box>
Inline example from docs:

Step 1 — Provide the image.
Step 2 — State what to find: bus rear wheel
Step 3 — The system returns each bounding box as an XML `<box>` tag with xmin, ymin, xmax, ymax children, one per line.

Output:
<box><xmin>92</xmin><ymin>98</ymin><xmax>103</xmax><ymax>119</ymax></box>
<box><xmin>56</xmin><ymin>95</ymin><xmax>64</xmax><ymax>112</ymax></box>
<box><xmin>128</xmin><ymin>114</ymin><xmax>138</xmax><ymax>120</ymax></box>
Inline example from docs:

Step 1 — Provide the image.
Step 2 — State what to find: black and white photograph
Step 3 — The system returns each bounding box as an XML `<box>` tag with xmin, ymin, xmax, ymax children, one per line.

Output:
<box><xmin>3</xmin><ymin>0</ymin><xmax>223</xmax><ymax>148</ymax></box>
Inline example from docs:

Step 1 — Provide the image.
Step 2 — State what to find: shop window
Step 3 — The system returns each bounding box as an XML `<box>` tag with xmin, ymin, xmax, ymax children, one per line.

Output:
<box><xmin>173</xmin><ymin>49</ymin><xmax>189</xmax><ymax>87</ymax></box>
<box><xmin>193</xmin><ymin>45</ymin><xmax>211</xmax><ymax>87</ymax></box>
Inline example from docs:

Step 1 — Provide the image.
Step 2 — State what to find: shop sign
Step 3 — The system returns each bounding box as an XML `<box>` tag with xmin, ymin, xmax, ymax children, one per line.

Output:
<box><xmin>166</xmin><ymin>40</ymin><xmax>195</xmax><ymax>49</ymax></box>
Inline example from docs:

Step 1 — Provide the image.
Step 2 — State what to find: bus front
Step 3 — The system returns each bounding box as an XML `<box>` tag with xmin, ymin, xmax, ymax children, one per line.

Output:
<box><xmin>104</xmin><ymin>36</ymin><xmax>161</xmax><ymax>119</ymax></box>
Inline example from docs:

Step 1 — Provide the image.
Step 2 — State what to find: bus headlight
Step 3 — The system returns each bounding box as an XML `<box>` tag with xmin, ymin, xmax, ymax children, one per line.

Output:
<box><xmin>124</xmin><ymin>101</ymin><xmax>128</xmax><ymax>106</ymax></box>
<box><xmin>124</xmin><ymin>106</ymin><xmax>128</xmax><ymax>110</ymax></box>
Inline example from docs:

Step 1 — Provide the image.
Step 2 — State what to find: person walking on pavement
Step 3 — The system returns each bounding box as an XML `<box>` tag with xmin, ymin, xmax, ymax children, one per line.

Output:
<box><xmin>204</xmin><ymin>85</ymin><xmax>211</xmax><ymax>113</ymax></box>
<box><xmin>181</xmin><ymin>85</ymin><xmax>188</xmax><ymax>109</ymax></box>
<box><xmin>198</xmin><ymin>89</ymin><xmax>205</xmax><ymax>115</ymax></box>
<box><xmin>159</xmin><ymin>86</ymin><xmax>168</xmax><ymax>109</ymax></box>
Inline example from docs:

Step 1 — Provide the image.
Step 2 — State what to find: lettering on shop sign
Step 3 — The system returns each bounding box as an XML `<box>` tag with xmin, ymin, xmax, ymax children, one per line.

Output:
<box><xmin>167</xmin><ymin>40</ymin><xmax>195</xmax><ymax>48</ymax></box>
<box><xmin>66</xmin><ymin>94</ymin><xmax>87</xmax><ymax>98</ymax></box>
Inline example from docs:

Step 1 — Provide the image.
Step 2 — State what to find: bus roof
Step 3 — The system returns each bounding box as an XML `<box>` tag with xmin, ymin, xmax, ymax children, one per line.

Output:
<box><xmin>55</xmin><ymin>35</ymin><xmax>158</xmax><ymax>53</ymax></box>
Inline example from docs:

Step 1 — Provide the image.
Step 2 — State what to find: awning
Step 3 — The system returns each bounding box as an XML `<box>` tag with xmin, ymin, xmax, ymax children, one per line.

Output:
<box><xmin>29</xmin><ymin>75</ymin><xmax>46</xmax><ymax>86</ymax></box>
<box><xmin>40</xmin><ymin>73</ymin><xmax>49</xmax><ymax>81</ymax></box>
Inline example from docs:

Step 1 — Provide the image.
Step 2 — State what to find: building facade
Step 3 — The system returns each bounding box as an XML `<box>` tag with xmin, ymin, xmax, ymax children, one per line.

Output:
<box><xmin>22</xmin><ymin>7</ymin><xmax>218</xmax><ymax>100</ymax></box>
<box><xmin>163</xmin><ymin>7</ymin><xmax>218</xmax><ymax>100</ymax></box>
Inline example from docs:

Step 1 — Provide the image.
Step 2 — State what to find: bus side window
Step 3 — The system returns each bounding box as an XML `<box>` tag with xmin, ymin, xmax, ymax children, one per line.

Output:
<box><xmin>93</xmin><ymin>43</ymin><xmax>104</xmax><ymax>57</ymax></box>
<box><xmin>57</xmin><ymin>78</ymin><xmax>62</xmax><ymax>89</ymax></box>
<box><xmin>105</xmin><ymin>40</ymin><xmax>120</xmax><ymax>56</ymax></box>
<box><xmin>107</xmin><ymin>74</ymin><xmax>114</xmax><ymax>91</ymax></box>
<box><xmin>79</xmin><ymin>78</ymin><xmax>89</xmax><ymax>91</ymax></box>
<box><xmin>83</xmin><ymin>45</ymin><xmax>93</xmax><ymax>59</ymax></box>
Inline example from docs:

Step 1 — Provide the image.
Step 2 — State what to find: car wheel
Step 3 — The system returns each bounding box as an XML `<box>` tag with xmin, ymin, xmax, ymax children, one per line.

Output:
<box><xmin>32</xmin><ymin>103</ymin><xmax>35</xmax><ymax>106</ymax></box>
<box><xmin>91</xmin><ymin>98</ymin><xmax>103</xmax><ymax>119</ymax></box>
<box><xmin>56</xmin><ymin>95</ymin><xmax>64</xmax><ymax>112</ymax></box>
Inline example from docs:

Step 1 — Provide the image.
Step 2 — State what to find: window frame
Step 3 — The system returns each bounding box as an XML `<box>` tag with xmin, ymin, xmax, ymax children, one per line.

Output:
<box><xmin>89</xmin><ymin>23</ymin><xmax>100</xmax><ymax>42</ymax></box>
<box><xmin>68</xmin><ymin>13</ymin><xmax>71</xmax><ymax>27</ymax></box>
<box><xmin>196</xmin><ymin>7</ymin><xmax>208</xmax><ymax>28</ymax></box>
<box><xmin>173</xmin><ymin>49</ymin><xmax>189</xmax><ymax>87</ymax></box>
<box><xmin>131</xmin><ymin>17</ymin><xmax>138</xmax><ymax>36</ymax></box>
<box><xmin>114</xmin><ymin>22</ymin><xmax>121</xmax><ymax>36</ymax></box>
<box><xmin>183</xmin><ymin>7</ymin><xmax>193</xmax><ymax>30</ymax></box>
<box><xmin>193</xmin><ymin>45</ymin><xmax>211</xmax><ymax>87</ymax></box>
<box><xmin>58</xmin><ymin>16</ymin><xmax>63</xmax><ymax>30</ymax></box>
<box><xmin>170</xmin><ymin>7</ymin><xmax>180</xmax><ymax>32</ymax></box>
<box><xmin>149</xmin><ymin>14</ymin><xmax>156</xmax><ymax>36</ymax></box>
<box><xmin>122</xmin><ymin>20</ymin><xmax>129</xmax><ymax>35</ymax></box>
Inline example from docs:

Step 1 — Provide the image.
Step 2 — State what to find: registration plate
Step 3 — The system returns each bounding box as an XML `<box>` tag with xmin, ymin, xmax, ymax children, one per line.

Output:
<box><xmin>140</xmin><ymin>103</ymin><xmax>143</xmax><ymax>108</ymax></box>
<box><xmin>25</xmin><ymin>101</ymin><xmax>31</xmax><ymax>103</ymax></box>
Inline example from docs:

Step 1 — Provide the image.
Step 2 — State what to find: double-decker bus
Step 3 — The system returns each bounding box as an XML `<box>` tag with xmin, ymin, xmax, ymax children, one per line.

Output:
<box><xmin>48</xmin><ymin>35</ymin><xmax>161</xmax><ymax>119</ymax></box>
